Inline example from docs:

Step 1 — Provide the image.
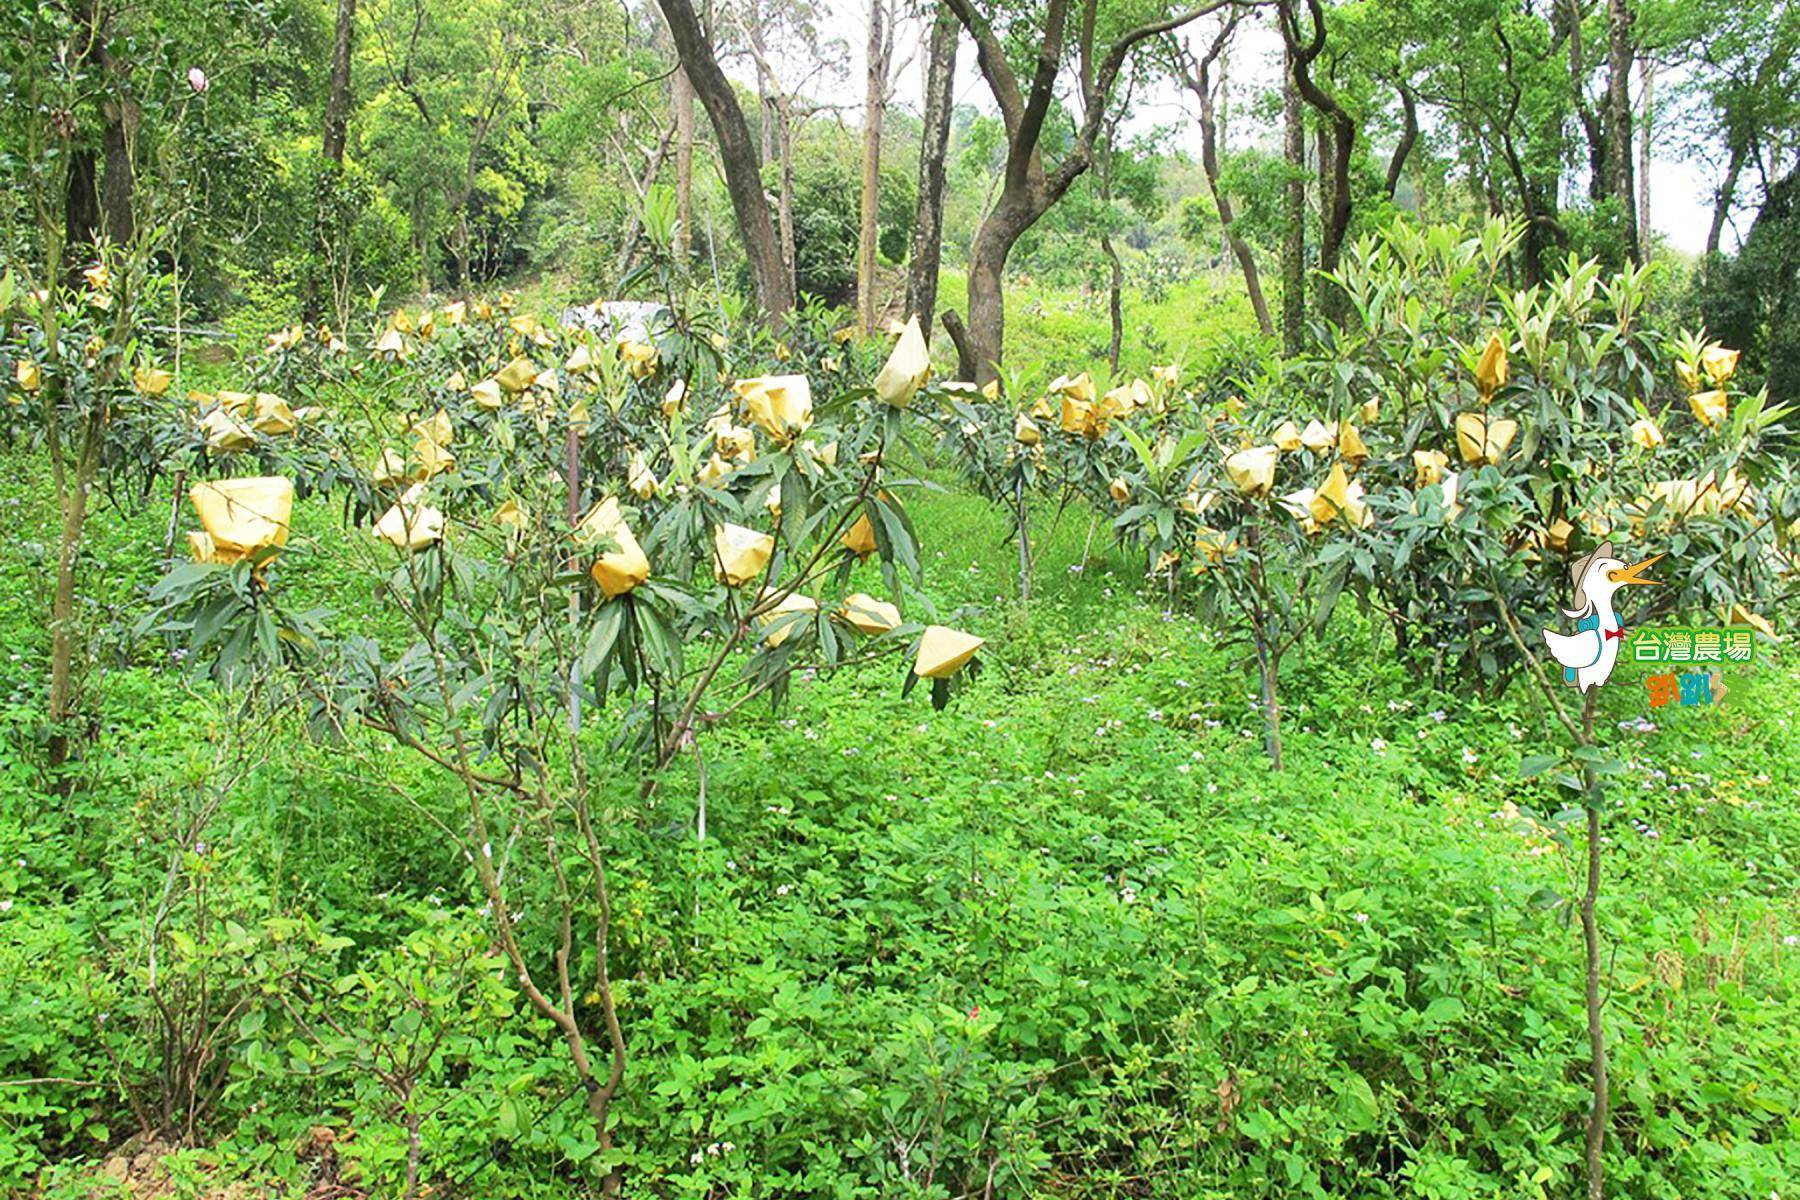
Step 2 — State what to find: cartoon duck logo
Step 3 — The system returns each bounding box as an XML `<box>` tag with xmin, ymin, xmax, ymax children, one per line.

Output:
<box><xmin>1541</xmin><ymin>542</ymin><xmax>1662</xmax><ymax>691</ymax></box>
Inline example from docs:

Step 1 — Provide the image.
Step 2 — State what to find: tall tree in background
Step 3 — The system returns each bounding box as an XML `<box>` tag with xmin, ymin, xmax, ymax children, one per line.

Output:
<box><xmin>305</xmin><ymin>0</ymin><xmax>356</xmax><ymax>322</ymax></box>
<box><xmin>905</xmin><ymin>3</ymin><xmax>958</xmax><ymax>334</ymax></box>
<box><xmin>63</xmin><ymin>0</ymin><xmax>137</xmax><ymax>256</ymax></box>
<box><xmin>1687</xmin><ymin>0</ymin><xmax>1798</xmax><ymax>256</ymax></box>
<box><xmin>322</xmin><ymin>0</ymin><xmax>356</xmax><ymax>162</ymax></box>
<box><xmin>1281</xmin><ymin>34</ymin><xmax>1305</xmax><ymax>355</ymax></box>
<box><xmin>1277</xmin><ymin>0</ymin><xmax>1354</xmax><ymax>323</ymax></box>
<box><xmin>655</xmin><ymin>0</ymin><xmax>795</xmax><ymax>316</ymax></box>
<box><xmin>364</xmin><ymin>0</ymin><xmax>528</xmax><ymax>287</ymax></box>
<box><xmin>1179</xmin><ymin>16</ymin><xmax>1274</xmax><ymax>338</ymax></box>
<box><xmin>734</xmin><ymin>0</ymin><xmax>847</xmax><ymax>306</ymax></box>
<box><xmin>943</xmin><ymin>0</ymin><xmax>1231</xmax><ymax>381</ymax></box>
<box><xmin>855</xmin><ymin>0</ymin><xmax>894</xmax><ymax>332</ymax></box>
<box><xmin>1603</xmin><ymin>0</ymin><xmax>1639</xmax><ymax>260</ymax></box>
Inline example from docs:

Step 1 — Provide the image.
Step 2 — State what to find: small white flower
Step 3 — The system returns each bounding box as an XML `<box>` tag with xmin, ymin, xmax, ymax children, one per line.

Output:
<box><xmin>1461</xmin><ymin>747</ymin><xmax>1479</xmax><ymax>765</ymax></box>
<box><xmin>1371</xmin><ymin>737</ymin><xmax>1388</xmax><ymax>755</ymax></box>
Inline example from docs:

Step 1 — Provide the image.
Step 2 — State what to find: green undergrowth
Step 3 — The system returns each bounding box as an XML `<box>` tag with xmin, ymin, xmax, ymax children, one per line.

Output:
<box><xmin>2</xmin><ymin>391</ymin><xmax>1797</xmax><ymax>1199</ymax></box>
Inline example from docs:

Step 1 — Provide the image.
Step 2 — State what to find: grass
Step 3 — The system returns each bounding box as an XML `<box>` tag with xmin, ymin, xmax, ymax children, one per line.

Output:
<box><xmin>1</xmin><ymin>292</ymin><xmax>1797</xmax><ymax>1199</ymax></box>
<box><xmin>933</xmin><ymin>266</ymin><xmax>1265</xmax><ymax>390</ymax></box>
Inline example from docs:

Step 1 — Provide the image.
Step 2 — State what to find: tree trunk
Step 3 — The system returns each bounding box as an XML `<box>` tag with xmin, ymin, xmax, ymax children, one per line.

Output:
<box><xmin>774</xmin><ymin>98</ymin><xmax>797</xmax><ymax>301</ymax></box>
<box><xmin>965</xmin><ymin>202</ymin><xmax>1027</xmax><ymax>383</ymax></box>
<box><xmin>1102</xmin><ymin>230</ymin><xmax>1123</xmax><ymax>371</ymax></box>
<box><xmin>941</xmin><ymin>308</ymin><xmax>977</xmax><ymax>380</ymax></box>
<box><xmin>63</xmin><ymin>0</ymin><xmax>105</xmax><ymax>259</ymax></box>
<box><xmin>654</xmin><ymin>0</ymin><xmax>794</xmax><ymax>318</ymax></box>
<box><xmin>1281</xmin><ymin>39</ymin><xmax>1306</xmax><ymax>355</ymax></box>
<box><xmin>307</xmin><ymin>0</ymin><xmax>356</xmax><ymax>322</ymax></box>
<box><xmin>1636</xmin><ymin>59</ymin><xmax>1653</xmax><ymax>260</ymax></box>
<box><xmin>1280</xmin><ymin>0</ymin><xmax>1354</xmax><ymax>324</ymax></box>
<box><xmin>1185</xmin><ymin>30</ymin><xmax>1274</xmax><ymax>337</ymax></box>
<box><xmin>856</xmin><ymin>0</ymin><xmax>889</xmax><ymax>332</ymax></box>
<box><xmin>452</xmin><ymin>183</ymin><xmax>473</xmax><ymax>287</ymax></box>
<box><xmin>1315</xmin><ymin>124</ymin><xmax>1332</xmax><ymax>231</ymax></box>
<box><xmin>65</xmin><ymin>151</ymin><xmax>101</xmax><ymax>256</ymax></box>
<box><xmin>672</xmin><ymin>66</ymin><xmax>695</xmax><ymax>258</ymax></box>
<box><xmin>1098</xmin><ymin>137</ymin><xmax>1123</xmax><ymax>370</ymax></box>
<box><xmin>322</xmin><ymin>0</ymin><xmax>356</xmax><ymax>163</ymax></box>
<box><xmin>1707</xmin><ymin>142</ymin><xmax>1745</xmax><ymax>256</ymax></box>
<box><xmin>99</xmin><ymin>96</ymin><xmax>135</xmax><ymax>246</ymax></box>
<box><xmin>1604</xmin><ymin>0</ymin><xmax>1639</xmax><ymax>261</ymax></box>
<box><xmin>1559</xmin><ymin>0</ymin><xmax>1608</xmax><ymax>205</ymax></box>
<box><xmin>1256</xmin><ymin>636</ymin><xmax>1283</xmax><ymax>771</ymax></box>
<box><xmin>905</xmin><ymin>4</ymin><xmax>958</xmax><ymax>331</ymax></box>
<box><xmin>1385</xmin><ymin>81</ymin><xmax>1418</xmax><ymax>201</ymax></box>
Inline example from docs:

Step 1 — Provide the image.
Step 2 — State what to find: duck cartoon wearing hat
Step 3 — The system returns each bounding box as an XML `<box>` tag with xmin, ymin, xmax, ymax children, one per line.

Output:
<box><xmin>1541</xmin><ymin>542</ymin><xmax>1662</xmax><ymax>692</ymax></box>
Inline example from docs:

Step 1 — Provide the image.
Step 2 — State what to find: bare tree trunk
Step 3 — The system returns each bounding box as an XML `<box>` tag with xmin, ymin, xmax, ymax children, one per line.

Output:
<box><xmin>307</xmin><ymin>0</ymin><xmax>356</xmax><ymax>322</ymax></box>
<box><xmin>1604</xmin><ymin>0</ymin><xmax>1639</xmax><ymax>261</ymax></box>
<box><xmin>1315</xmin><ymin>124</ymin><xmax>1332</xmax><ymax>231</ymax></box>
<box><xmin>1385</xmin><ymin>81</ymin><xmax>1418</xmax><ymax>201</ymax></box>
<box><xmin>1636</xmin><ymin>59</ymin><xmax>1653</xmax><ymax>260</ymax></box>
<box><xmin>1255</xmin><ymin>635</ymin><xmax>1283</xmax><ymax>771</ymax></box>
<box><xmin>322</xmin><ymin>0</ymin><xmax>356</xmax><ymax>163</ymax></box>
<box><xmin>1098</xmin><ymin>142</ymin><xmax>1123</xmax><ymax>371</ymax></box>
<box><xmin>1707</xmin><ymin>142</ymin><xmax>1746</xmax><ymax>256</ymax></box>
<box><xmin>1183</xmin><ymin>27</ymin><xmax>1274</xmax><ymax>336</ymax></box>
<box><xmin>775</xmin><ymin>98</ymin><xmax>797</xmax><ymax>301</ymax></box>
<box><xmin>63</xmin><ymin>0</ymin><xmax>108</xmax><ymax>260</ymax></box>
<box><xmin>99</xmin><ymin>94</ymin><xmax>136</xmax><ymax>246</ymax></box>
<box><xmin>1279</xmin><ymin>0</ymin><xmax>1354</xmax><ymax>325</ymax></box>
<box><xmin>654</xmin><ymin>0</ymin><xmax>795</xmax><ymax>318</ymax></box>
<box><xmin>856</xmin><ymin>0</ymin><xmax>890</xmax><ymax>332</ymax></box>
<box><xmin>965</xmin><ymin>208</ymin><xmax>1019</xmax><ymax>382</ymax></box>
<box><xmin>1559</xmin><ymin>0</ymin><xmax>1608</xmax><ymax>205</ymax></box>
<box><xmin>402</xmin><ymin>1098</ymin><xmax>421</xmax><ymax>1199</ymax></box>
<box><xmin>673</xmin><ymin>66</ymin><xmax>695</xmax><ymax>258</ymax></box>
<box><xmin>941</xmin><ymin>308</ymin><xmax>977</xmax><ymax>380</ymax></box>
<box><xmin>1103</xmin><ymin>231</ymin><xmax>1123</xmax><ymax>371</ymax></box>
<box><xmin>65</xmin><ymin>150</ymin><xmax>101</xmax><ymax>259</ymax></box>
<box><xmin>1281</xmin><ymin>39</ymin><xmax>1306</xmax><ymax>355</ymax></box>
<box><xmin>905</xmin><ymin>4</ymin><xmax>958</xmax><ymax>331</ymax></box>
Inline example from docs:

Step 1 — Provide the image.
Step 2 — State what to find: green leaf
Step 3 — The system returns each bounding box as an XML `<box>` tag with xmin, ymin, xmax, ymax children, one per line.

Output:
<box><xmin>1518</xmin><ymin>754</ymin><xmax>1560</xmax><ymax>778</ymax></box>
